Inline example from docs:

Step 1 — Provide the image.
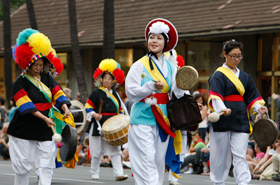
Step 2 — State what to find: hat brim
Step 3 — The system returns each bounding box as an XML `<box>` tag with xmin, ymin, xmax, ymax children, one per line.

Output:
<box><xmin>145</xmin><ymin>18</ymin><xmax>178</xmax><ymax>52</ymax></box>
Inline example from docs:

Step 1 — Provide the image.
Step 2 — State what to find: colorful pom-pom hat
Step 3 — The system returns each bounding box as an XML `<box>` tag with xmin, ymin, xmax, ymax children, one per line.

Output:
<box><xmin>13</xmin><ymin>28</ymin><xmax>63</xmax><ymax>77</ymax></box>
<box><xmin>145</xmin><ymin>18</ymin><xmax>178</xmax><ymax>52</ymax></box>
<box><xmin>93</xmin><ymin>58</ymin><xmax>125</xmax><ymax>88</ymax></box>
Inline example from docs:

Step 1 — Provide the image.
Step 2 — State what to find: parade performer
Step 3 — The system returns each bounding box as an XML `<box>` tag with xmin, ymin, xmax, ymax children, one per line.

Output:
<box><xmin>7</xmin><ymin>28</ymin><xmax>71</xmax><ymax>185</ymax></box>
<box><xmin>208</xmin><ymin>39</ymin><xmax>267</xmax><ymax>185</ymax></box>
<box><xmin>125</xmin><ymin>18</ymin><xmax>188</xmax><ymax>185</ymax></box>
<box><xmin>165</xmin><ymin>50</ymin><xmax>188</xmax><ymax>185</ymax></box>
<box><xmin>85</xmin><ymin>58</ymin><xmax>128</xmax><ymax>181</ymax></box>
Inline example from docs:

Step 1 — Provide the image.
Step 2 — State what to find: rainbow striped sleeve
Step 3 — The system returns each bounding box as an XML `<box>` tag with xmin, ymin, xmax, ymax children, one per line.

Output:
<box><xmin>119</xmin><ymin>107</ymin><xmax>124</xmax><ymax>114</ymax></box>
<box><xmin>85</xmin><ymin>99</ymin><xmax>95</xmax><ymax>113</ymax></box>
<box><xmin>14</xmin><ymin>89</ymin><xmax>37</xmax><ymax>115</ymax></box>
<box><xmin>51</xmin><ymin>85</ymin><xmax>69</xmax><ymax>108</ymax></box>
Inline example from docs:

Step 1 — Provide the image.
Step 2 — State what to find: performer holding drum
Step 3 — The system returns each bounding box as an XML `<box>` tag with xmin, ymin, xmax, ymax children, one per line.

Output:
<box><xmin>125</xmin><ymin>18</ymin><xmax>190</xmax><ymax>185</ymax></box>
<box><xmin>208</xmin><ymin>39</ymin><xmax>268</xmax><ymax>185</ymax></box>
<box><xmin>7</xmin><ymin>28</ymin><xmax>71</xmax><ymax>185</ymax></box>
<box><xmin>85</xmin><ymin>59</ymin><xmax>128</xmax><ymax>181</ymax></box>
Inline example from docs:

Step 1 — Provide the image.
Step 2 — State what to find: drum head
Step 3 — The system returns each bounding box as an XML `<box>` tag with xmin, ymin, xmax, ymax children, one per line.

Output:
<box><xmin>253</xmin><ymin>118</ymin><xmax>279</xmax><ymax>147</ymax></box>
<box><xmin>176</xmin><ymin>66</ymin><xmax>199</xmax><ymax>90</ymax></box>
<box><xmin>59</xmin><ymin>124</ymin><xmax>78</xmax><ymax>161</ymax></box>
<box><xmin>102</xmin><ymin>114</ymin><xmax>129</xmax><ymax>133</ymax></box>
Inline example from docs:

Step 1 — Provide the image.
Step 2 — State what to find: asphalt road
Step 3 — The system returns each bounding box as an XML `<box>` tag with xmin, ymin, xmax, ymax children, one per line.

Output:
<box><xmin>0</xmin><ymin>160</ymin><xmax>279</xmax><ymax>185</ymax></box>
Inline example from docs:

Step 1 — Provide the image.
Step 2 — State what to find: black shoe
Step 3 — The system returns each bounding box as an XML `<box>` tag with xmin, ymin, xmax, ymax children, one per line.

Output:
<box><xmin>192</xmin><ymin>169</ymin><xmax>202</xmax><ymax>174</ymax></box>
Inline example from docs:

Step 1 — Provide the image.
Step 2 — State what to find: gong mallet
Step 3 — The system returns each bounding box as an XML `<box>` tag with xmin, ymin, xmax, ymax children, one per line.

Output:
<box><xmin>51</xmin><ymin>125</ymin><xmax>62</xmax><ymax>143</ymax></box>
<box><xmin>208</xmin><ymin>112</ymin><xmax>225</xmax><ymax>123</ymax></box>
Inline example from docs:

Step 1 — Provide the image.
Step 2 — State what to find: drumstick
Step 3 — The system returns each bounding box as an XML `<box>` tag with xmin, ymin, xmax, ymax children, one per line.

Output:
<box><xmin>51</xmin><ymin>125</ymin><xmax>62</xmax><ymax>143</ymax></box>
<box><xmin>208</xmin><ymin>112</ymin><xmax>225</xmax><ymax>123</ymax></box>
<box><xmin>99</xmin><ymin>98</ymin><xmax>103</xmax><ymax>114</ymax></box>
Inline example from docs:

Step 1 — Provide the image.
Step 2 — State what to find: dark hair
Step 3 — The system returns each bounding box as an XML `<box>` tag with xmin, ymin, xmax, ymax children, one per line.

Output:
<box><xmin>0</xmin><ymin>97</ymin><xmax>5</xmax><ymax>105</ymax></box>
<box><xmin>10</xmin><ymin>97</ymin><xmax>15</xmax><ymax>106</ymax></box>
<box><xmin>101</xmin><ymin>72</ymin><xmax>114</xmax><ymax>80</ymax></box>
<box><xmin>222</xmin><ymin>39</ymin><xmax>244</xmax><ymax>55</ymax></box>
<box><xmin>194</xmin><ymin>94</ymin><xmax>205</xmax><ymax>105</ymax></box>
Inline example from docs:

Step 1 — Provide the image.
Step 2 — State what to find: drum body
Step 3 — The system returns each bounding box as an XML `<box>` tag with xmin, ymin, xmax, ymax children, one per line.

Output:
<box><xmin>102</xmin><ymin>114</ymin><xmax>129</xmax><ymax>146</ymax></box>
<box><xmin>253</xmin><ymin>118</ymin><xmax>279</xmax><ymax>147</ymax></box>
<box><xmin>59</xmin><ymin>124</ymin><xmax>78</xmax><ymax>161</ymax></box>
<box><xmin>70</xmin><ymin>100</ymin><xmax>87</xmax><ymax>134</ymax></box>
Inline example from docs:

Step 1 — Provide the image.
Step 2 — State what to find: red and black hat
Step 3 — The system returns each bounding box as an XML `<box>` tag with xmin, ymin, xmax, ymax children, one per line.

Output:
<box><xmin>145</xmin><ymin>18</ymin><xmax>178</xmax><ymax>52</ymax></box>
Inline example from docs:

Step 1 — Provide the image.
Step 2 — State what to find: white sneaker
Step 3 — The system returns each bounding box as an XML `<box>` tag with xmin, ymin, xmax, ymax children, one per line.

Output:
<box><xmin>169</xmin><ymin>181</ymin><xmax>182</xmax><ymax>185</ymax></box>
<box><xmin>92</xmin><ymin>174</ymin><xmax>99</xmax><ymax>180</ymax></box>
<box><xmin>115</xmin><ymin>174</ymin><xmax>128</xmax><ymax>181</ymax></box>
<box><xmin>122</xmin><ymin>161</ymin><xmax>131</xmax><ymax>168</ymax></box>
<box><xmin>183</xmin><ymin>167</ymin><xmax>193</xmax><ymax>174</ymax></box>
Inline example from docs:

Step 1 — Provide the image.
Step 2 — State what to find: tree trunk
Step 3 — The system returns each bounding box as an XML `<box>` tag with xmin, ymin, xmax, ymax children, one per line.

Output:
<box><xmin>2</xmin><ymin>0</ymin><xmax>12</xmax><ymax>108</ymax></box>
<box><xmin>68</xmin><ymin>0</ymin><xmax>88</xmax><ymax>104</ymax></box>
<box><xmin>25</xmin><ymin>0</ymin><xmax>38</xmax><ymax>29</ymax></box>
<box><xmin>103</xmin><ymin>0</ymin><xmax>115</xmax><ymax>59</ymax></box>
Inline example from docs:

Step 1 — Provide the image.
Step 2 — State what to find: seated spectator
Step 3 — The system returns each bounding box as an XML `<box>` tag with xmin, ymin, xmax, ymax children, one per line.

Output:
<box><xmin>82</xmin><ymin>136</ymin><xmax>90</xmax><ymax>166</ymax></box>
<box><xmin>121</xmin><ymin>143</ymin><xmax>130</xmax><ymax>168</ymax></box>
<box><xmin>246</xmin><ymin>142</ymin><xmax>266</xmax><ymax>173</ymax></box>
<box><xmin>76</xmin><ymin>92</ymin><xmax>81</xmax><ymax>102</ymax></box>
<box><xmin>8</xmin><ymin>98</ymin><xmax>17</xmax><ymax>122</ymax></box>
<box><xmin>100</xmin><ymin>154</ymin><xmax>112</xmax><ymax>167</ymax></box>
<box><xmin>63</xmin><ymin>88</ymin><xmax>72</xmax><ymax>100</ymax></box>
<box><xmin>181</xmin><ymin>130</ymin><xmax>206</xmax><ymax>174</ymax></box>
<box><xmin>0</xmin><ymin>122</ymin><xmax>10</xmax><ymax>160</ymax></box>
<box><xmin>253</xmin><ymin>141</ymin><xmax>278</xmax><ymax>179</ymax></box>
<box><xmin>194</xmin><ymin>94</ymin><xmax>208</xmax><ymax>141</ymax></box>
<box><xmin>0</xmin><ymin>97</ymin><xmax>6</xmax><ymax>130</ymax></box>
<box><xmin>201</xmin><ymin>132</ymin><xmax>210</xmax><ymax>175</ymax></box>
<box><xmin>77</xmin><ymin>129</ymin><xmax>89</xmax><ymax>165</ymax></box>
<box><xmin>259</xmin><ymin>134</ymin><xmax>280</xmax><ymax>180</ymax></box>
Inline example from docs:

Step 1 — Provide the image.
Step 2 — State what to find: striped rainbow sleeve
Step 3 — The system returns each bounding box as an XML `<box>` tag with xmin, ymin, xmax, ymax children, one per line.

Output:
<box><xmin>119</xmin><ymin>107</ymin><xmax>124</xmax><ymax>114</ymax></box>
<box><xmin>85</xmin><ymin>99</ymin><xmax>95</xmax><ymax>113</ymax></box>
<box><xmin>52</xmin><ymin>85</ymin><xmax>69</xmax><ymax>108</ymax></box>
<box><xmin>14</xmin><ymin>89</ymin><xmax>36</xmax><ymax>115</ymax></box>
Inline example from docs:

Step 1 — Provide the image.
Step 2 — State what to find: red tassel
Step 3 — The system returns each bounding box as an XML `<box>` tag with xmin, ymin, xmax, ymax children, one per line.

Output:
<box><xmin>176</xmin><ymin>55</ymin><xmax>185</xmax><ymax>68</ymax></box>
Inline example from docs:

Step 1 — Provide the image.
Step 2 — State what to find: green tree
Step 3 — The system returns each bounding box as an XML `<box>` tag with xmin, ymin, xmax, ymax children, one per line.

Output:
<box><xmin>0</xmin><ymin>0</ymin><xmax>25</xmax><ymax>21</ymax></box>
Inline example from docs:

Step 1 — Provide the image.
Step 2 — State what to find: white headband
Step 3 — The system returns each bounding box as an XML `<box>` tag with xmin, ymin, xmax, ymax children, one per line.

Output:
<box><xmin>149</xmin><ymin>21</ymin><xmax>170</xmax><ymax>42</ymax></box>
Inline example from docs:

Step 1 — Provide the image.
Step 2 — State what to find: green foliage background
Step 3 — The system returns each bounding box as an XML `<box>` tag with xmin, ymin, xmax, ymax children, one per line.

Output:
<box><xmin>0</xmin><ymin>0</ymin><xmax>26</xmax><ymax>21</ymax></box>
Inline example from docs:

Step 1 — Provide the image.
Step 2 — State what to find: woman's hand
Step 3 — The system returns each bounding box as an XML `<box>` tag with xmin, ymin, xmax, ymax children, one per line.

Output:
<box><xmin>222</xmin><ymin>108</ymin><xmax>231</xmax><ymax>116</ymax></box>
<box><xmin>154</xmin><ymin>81</ymin><xmax>164</xmax><ymax>91</ymax></box>
<box><xmin>272</xmin><ymin>93</ymin><xmax>280</xmax><ymax>100</ymax></box>
<box><xmin>253</xmin><ymin>164</ymin><xmax>260</xmax><ymax>172</ymax></box>
<box><xmin>44</xmin><ymin>117</ymin><xmax>55</xmax><ymax>128</ymax></box>
<box><xmin>197</xmin><ymin>103</ymin><xmax>203</xmax><ymax>111</ymax></box>
<box><xmin>201</xmin><ymin>148</ymin><xmax>209</xmax><ymax>153</ymax></box>
<box><xmin>62</xmin><ymin>104</ymin><xmax>71</xmax><ymax>118</ymax></box>
<box><xmin>258</xmin><ymin>106</ymin><xmax>267</xmax><ymax>115</ymax></box>
<box><xmin>93</xmin><ymin>113</ymin><xmax>102</xmax><ymax>121</ymax></box>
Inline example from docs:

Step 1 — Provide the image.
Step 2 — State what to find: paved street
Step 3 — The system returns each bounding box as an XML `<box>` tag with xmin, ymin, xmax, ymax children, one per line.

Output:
<box><xmin>0</xmin><ymin>160</ymin><xmax>279</xmax><ymax>185</ymax></box>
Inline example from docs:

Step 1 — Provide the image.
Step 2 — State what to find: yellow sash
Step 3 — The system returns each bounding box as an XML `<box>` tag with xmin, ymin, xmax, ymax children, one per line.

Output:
<box><xmin>216</xmin><ymin>67</ymin><xmax>245</xmax><ymax>96</ymax></box>
<box><xmin>24</xmin><ymin>73</ymin><xmax>52</xmax><ymax>100</ymax></box>
<box><xmin>139</xmin><ymin>56</ymin><xmax>169</xmax><ymax>93</ymax></box>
